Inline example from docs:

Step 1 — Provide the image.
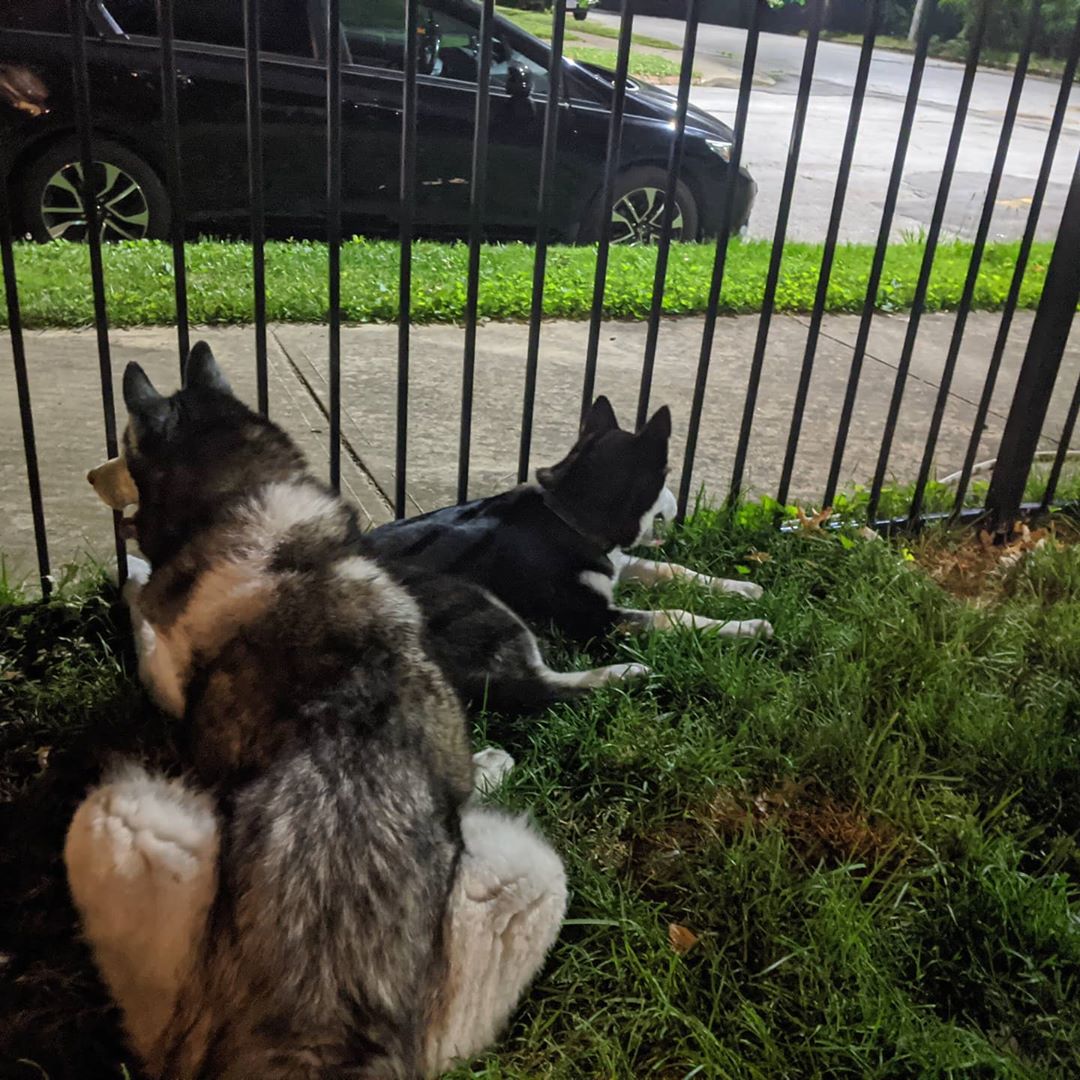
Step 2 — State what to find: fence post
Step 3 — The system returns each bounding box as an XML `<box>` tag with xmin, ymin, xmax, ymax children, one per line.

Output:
<box><xmin>985</xmin><ymin>145</ymin><xmax>1080</xmax><ymax>531</ymax></box>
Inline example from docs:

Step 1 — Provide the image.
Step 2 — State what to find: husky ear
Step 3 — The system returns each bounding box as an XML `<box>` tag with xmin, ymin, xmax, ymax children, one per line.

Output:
<box><xmin>123</xmin><ymin>362</ymin><xmax>168</xmax><ymax>424</ymax></box>
<box><xmin>184</xmin><ymin>341</ymin><xmax>231</xmax><ymax>395</ymax></box>
<box><xmin>638</xmin><ymin>405</ymin><xmax>671</xmax><ymax>444</ymax></box>
<box><xmin>581</xmin><ymin>395</ymin><xmax>619</xmax><ymax>437</ymax></box>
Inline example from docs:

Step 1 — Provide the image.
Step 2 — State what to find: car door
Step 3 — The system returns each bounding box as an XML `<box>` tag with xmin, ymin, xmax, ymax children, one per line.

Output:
<box><xmin>98</xmin><ymin>0</ymin><xmax>407</xmax><ymax>231</ymax></box>
<box><xmin>90</xmin><ymin>0</ymin><xmax>329</xmax><ymax>228</ymax></box>
<box><xmin>335</xmin><ymin>0</ymin><xmax>556</xmax><ymax>233</ymax></box>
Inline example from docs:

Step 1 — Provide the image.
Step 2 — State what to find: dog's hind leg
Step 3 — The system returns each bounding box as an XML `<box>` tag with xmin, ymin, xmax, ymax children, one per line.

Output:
<box><xmin>538</xmin><ymin>661</ymin><xmax>651</xmax><ymax>693</ymax></box>
<box><xmin>614</xmin><ymin>552</ymin><xmax>764</xmax><ymax>601</ymax></box>
<box><xmin>618</xmin><ymin>608</ymin><xmax>773</xmax><ymax>638</ymax></box>
<box><xmin>445</xmin><ymin>591</ymin><xmax>650</xmax><ymax>711</ymax></box>
<box><xmin>64</xmin><ymin>765</ymin><xmax>218</xmax><ymax>1067</ymax></box>
<box><xmin>468</xmin><ymin>658</ymin><xmax>651</xmax><ymax>711</ymax></box>
<box><xmin>424</xmin><ymin>808</ymin><xmax>567</xmax><ymax>1076</ymax></box>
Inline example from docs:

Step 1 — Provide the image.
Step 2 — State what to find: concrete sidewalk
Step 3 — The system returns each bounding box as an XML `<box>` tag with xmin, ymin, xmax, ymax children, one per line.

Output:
<box><xmin>2</xmin><ymin>310</ymin><xmax>1077</xmax><ymax>583</ymax></box>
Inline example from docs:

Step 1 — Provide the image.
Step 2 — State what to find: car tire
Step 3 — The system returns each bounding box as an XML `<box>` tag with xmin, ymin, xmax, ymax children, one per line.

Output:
<box><xmin>578</xmin><ymin>165</ymin><xmax>699</xmax><ymax>246</ymax></box>
<box><xmin>17</xmin><ymin>137</ymin><xmax>170</xmax><ymax>243</ymax></box>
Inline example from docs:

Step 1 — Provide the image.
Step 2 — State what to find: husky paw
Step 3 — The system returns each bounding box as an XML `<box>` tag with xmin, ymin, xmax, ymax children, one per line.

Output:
<box><xmin>65</xmin><ymin>772</ymin><xmax>217</xmax><ymax>919</ymax></box>
<box><xmin>601</xmin><ymin>662</ymin><xmax>652</xmax><ymax>683</ymax></box>
<box><xmin>712</xmin><ymin>578</ymin><xmax>764</xmax><ymax>602</ymax></box>
<box><xmin>472</xmin><ymin>747</ymin><xmax>515</xmax><ymax>796</ymax></box>
<box><xmin>728</xmin><ymin>618</ymin><xmax>773</xmax><ymax>639</ymax></box>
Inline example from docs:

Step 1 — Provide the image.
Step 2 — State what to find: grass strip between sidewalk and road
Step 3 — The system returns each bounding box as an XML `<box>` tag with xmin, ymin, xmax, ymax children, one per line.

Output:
<box><xmin>498</xmin><ymin>6</ymin><xmax>681</xmax><ymax>51</ymax></box>
<box><xmin>495</xmin><ymin>8</ymin><xmax>689</xmax><ymax>80</ymax></box>
<box><xmin>5</xmin><ymin>237</ymin><xmax>1058</xmax><ymax>329</ymax></box>
<box><xmin>819</xmin><ymin>30</ymin><xmax>1080</xmax><ymax>83</ymax></box>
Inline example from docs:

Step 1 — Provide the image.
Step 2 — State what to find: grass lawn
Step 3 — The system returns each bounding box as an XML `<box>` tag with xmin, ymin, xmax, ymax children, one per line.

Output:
<box><xmin>3</xmin><ymin>509</ymin><xmax>1080</xmax><ymax>1077</ymax></box>
<box><xmin>493</xmin><ymin>7</ymin><xmax>686</xmax><ymax>79</ymax></box>
<box><xmin>498</xmin><ymin>6</ymin><xmax>681</xmax><ymax>51</ymax></box>
<box><xmin>562</xmin><ymin>45</ymin><xmax>688</xmax><ymax>80</ymax></box>
<box><xmin>819</xmin><ymin>30</ymin><xmax>1080</xmax><ymax>83</ymax></box>
<box><xmin>5</xmin><ymin>237</ymin><xmax>1058</xmax><ymax>329</ymax></box>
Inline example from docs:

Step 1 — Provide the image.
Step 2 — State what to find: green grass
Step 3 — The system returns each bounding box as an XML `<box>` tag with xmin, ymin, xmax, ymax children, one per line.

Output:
<box><xmin>4</xmin><ymin>510</ymin><xmax>1080</xmax><ymax>1077</ymax></box>
<box><xmin>819</xmin><ymin>30</ymin><xmax>1080</xmax><ymax>82</ymax></box>
<box><xmin>562</xmin><ymin>44</ymin><xmax>686</xmax><ymax>79</ymax></box>
<box><xmin>5</xmin><ymin>237</ymin><xmax>1061</xmax><ymax>329</ymax></box>
<box><xmin>498</xmin><ymin>5</ymin><xmax>681</xmax><ymax>51</ymax></box>
<box><xmin>497</xmin><ymin>7</ymin><xmax>688</xmax><ymax>79</ymax></box>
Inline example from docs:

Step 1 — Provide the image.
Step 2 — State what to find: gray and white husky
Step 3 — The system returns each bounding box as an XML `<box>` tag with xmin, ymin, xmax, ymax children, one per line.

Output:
<box><xmin>67</xmin><ymin>346</ymin><xmax>567</xmax><ymax>1077</ymax></box>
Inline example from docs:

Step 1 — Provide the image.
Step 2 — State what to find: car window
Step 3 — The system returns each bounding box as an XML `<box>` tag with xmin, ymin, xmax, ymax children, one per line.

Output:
<box><xmin>102</xmin><ymin>0</ymin><xmax>314</xmax><ymax>57</ymax></box>
<box><xmin>0</xmin><ymin>0</ymin><xmax>68</xmax><ymax>31</ymax></box>
<box><xmin>339</xmin><ymin>0</ymin><xmax>548</xmax><ymax>94</ymax></box>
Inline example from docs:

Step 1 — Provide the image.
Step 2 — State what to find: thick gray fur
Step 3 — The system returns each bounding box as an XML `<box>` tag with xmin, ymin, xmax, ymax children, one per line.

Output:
<box><xmin>65</xmin><ymin>345</ymin><xmax>567</xmax><ymax>1078</ymax></box>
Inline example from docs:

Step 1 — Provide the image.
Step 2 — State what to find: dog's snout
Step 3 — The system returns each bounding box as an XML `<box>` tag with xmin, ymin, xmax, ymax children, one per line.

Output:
<box><xmin>87</xmin><ymin>469</ymin><xmax>98</xmax><ymax>487</ymax></box>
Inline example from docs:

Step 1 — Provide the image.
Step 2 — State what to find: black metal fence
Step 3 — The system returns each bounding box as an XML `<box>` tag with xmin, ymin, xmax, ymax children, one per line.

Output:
<box><xmin>3</xmin><ymin>0</ymin><xmax>1080</xmax><ymax>600</ymax></box>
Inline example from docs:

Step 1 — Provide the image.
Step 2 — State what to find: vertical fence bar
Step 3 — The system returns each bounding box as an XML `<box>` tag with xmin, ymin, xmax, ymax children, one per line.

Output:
<box><xmin>908</xmin><ymin>0</ymin><xmax>1038</xmax><ymax>524</ymax></box>
<box><xmin>457</xmin><ymin>0</ymin><xmax>495</xmax><ymax>503</ymax></box>
<box><xmin>155</xmin><ymin>0</ymin><xmax>189</xmax><ymax>376</ymax></box>
<box><xmin>776</xmin><ymin>0</ymin><xmax>878</xmax><ymax>507</ymax></box>
<box><xmin>327</xmin><ymin>0</ymin><xmax>342</xmax><ymax>492</ymax></box>
<box><xmin>243</xmin><ymin>0</ymin><xmax>268</xmax><ymax>415</ymax></box>
<box><xmin>1</xmin><ymin>188</ymin><xmax>52</xmax><ymax>598</ymax></box>
<box><xmin>953</xmin><ymin>11</ymin><xmax>1080</xmax><ymax>513</ymax></box>
<box><xmin>635</xmin><ymin>0</ymin><xmax>701</xmax><ymax>430</ymax></box>
<box><xmin>1041</xmin><ymin>368</ymin><xmax>1080</xmax><ymax>509</ymax></box>
<box><xmin>728</xmin><ymin>0</ymin><xmax>822</xmax><ymax>502</ymax></box>
<box><xmin>676</xmin><ymin>0</ymin><xmax>760</xmax><ymax>521</ymax></box>
<box><xmin>397</xmin><ymin>0</ymin><xmax>419</xmax><ymax>516</ymax></box>
<box><xmin>581</xmin><ymin>0</ymin><xmax>634</xmax><ymax>419</ymax></box>
<box><xmin>866</xmin><ymin>0</ymin><xmax>988</xmax><ymax>522</ymax></box>
<box><xmin>69</xmin><ymin>0</ymin><xmax>126</xmax><ymax>580</ymax></box>
<box><xmin>517</xmin><ymin>0</ymin><xmax>567</xmax><ymax>482</ymax></box>
<box><xmin>822</xmin><ymin>0</ymin><xmax>938</xmax><ymax>509</ymax></box>
<box><xmin>986</xmin><ymin>144</ymin><xmax>1080</xmax><ymax>530</ymax></box>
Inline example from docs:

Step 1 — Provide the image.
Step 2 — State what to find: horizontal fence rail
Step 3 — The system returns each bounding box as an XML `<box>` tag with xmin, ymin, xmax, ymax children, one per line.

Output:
<box><xmin>2</xmin><ymin>0</ymin><xmax>1079</xmax><ymax>592</ymax></box>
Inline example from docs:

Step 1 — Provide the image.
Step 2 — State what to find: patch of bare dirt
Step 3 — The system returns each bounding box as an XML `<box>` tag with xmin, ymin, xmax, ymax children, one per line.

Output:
<box><xmin>912</xmin><ymin>520</ymin><xmax>1078</xmax><ymax>602</ymax></box>
<box><xmin>630</xmin><ymin>780</ymin><xmax>909</xmax><ymax>890</ymax></box>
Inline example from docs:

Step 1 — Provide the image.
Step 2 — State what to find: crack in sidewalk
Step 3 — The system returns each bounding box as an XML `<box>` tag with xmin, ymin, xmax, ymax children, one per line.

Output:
<box><xmin>271</xmin><ymin>329</ymin><xmax>395</xmax><ymax>516</ymax></box>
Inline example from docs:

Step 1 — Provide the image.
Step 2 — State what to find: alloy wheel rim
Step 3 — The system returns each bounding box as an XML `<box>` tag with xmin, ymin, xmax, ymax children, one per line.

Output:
<box><xmin>610</xmin><ymin>186</ymin><xmax>684</xmax><ymax>245</ymax></box>
<box><xmin>40</xmin><ymin>160</ymin><xmax>150</xmax><ymax>241</ymax></box>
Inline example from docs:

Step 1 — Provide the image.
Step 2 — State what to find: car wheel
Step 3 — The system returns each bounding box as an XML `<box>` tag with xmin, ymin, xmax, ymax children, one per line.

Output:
<box><xmin>579</xmin><ymin>165</ymin><xmax>699</xmax><ymax>246</ymax></box>
<box><xmin>18</xmin><ymin>137</ymin><xmax>170</xmax><ymax>243</ymax></box>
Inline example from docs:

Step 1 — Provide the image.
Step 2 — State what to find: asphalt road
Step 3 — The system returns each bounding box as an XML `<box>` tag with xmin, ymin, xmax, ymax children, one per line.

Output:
<box><xmin>591</xmin><ymin>11</ymin><xmax>1080</xmax><ymax>243</ymax></box>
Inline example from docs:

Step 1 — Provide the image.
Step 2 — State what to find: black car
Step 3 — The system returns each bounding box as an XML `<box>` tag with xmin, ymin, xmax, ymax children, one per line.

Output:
<box><xmin>0</xmin><ymin>0</ymin><xmax>755</xmax><ymax>245</ymax></box>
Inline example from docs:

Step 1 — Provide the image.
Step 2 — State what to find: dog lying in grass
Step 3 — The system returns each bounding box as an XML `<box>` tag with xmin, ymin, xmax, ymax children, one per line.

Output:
<box><xmin>366</xmin><ymin>394</ymin><xmax>772</xmax><ymax>644</ymax></box>
<box><xmin>89</xmin><ymin>349</ymin><xmax>769</xmax><ymax>715</ymax></box>
<box><xmin>70</xmin><ymin>344</ymin><xmax>567</xmax><ymax>1077</ymax></box>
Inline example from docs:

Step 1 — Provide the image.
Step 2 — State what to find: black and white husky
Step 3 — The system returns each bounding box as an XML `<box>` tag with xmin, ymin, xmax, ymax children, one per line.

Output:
<box><xmin>366</xmin><ymin>395</ymin><xmax>772</xmax><ymax>645</ymax></box>
<box><xmin>70</xmin><ymin>346</ymin><xmax>567</xmax><ymax>1077</ymax></box>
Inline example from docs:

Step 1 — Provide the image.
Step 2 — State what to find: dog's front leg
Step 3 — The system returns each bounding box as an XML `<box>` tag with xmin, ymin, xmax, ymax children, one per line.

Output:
<box><xmin>616</xmin><ymin>607</ymin><xmax>773</xmax><ymax>638</ymax></box>
<box><xmin>615</xmin><ymin>554</ymin><xmax>764</xmax><ymax>601</ymax></box>
<box><xmin>123</xmin><ymin>556</ymin><xmax>185</xmax><ymax>718</ymax></box>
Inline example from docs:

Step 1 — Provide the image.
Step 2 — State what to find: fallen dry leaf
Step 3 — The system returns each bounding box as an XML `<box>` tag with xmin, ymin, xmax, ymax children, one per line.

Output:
<box><xmin>668</xmin><ymin>923</ymin><xmax>699</xmax><ymax>955</ymax></box>
<box><xmin>913</xmin><ymin>519</ymin><xmax>1072</xmax><ymax>602</ymax></box>
<box><xmin>35</xmin><ymin>746</ymin><xmax>51</xmax><ymax>772</ymax></box>
<box><xmin>746</xmin><ymin>550</ymin><xmax>772</xmax><ymax>563</ymax></box>
<box><xmin>794</xmin><ymin>506</ymin><xmax>833</xmax><ymax>532</ymax></box>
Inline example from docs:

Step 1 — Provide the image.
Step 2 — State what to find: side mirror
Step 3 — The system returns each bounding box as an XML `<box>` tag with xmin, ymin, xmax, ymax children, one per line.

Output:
<box><xmin>505</xmin><ymin>60</ymin><xmax>533</xmax><ymax>99</ymax></box>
